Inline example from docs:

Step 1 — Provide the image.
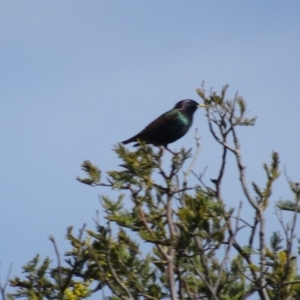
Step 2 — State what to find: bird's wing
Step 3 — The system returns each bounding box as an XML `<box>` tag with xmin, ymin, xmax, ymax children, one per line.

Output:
<box><xmin>139</xmin><ymin>109</ymin><xmax>179</xmax><ymax>133</ymax></box>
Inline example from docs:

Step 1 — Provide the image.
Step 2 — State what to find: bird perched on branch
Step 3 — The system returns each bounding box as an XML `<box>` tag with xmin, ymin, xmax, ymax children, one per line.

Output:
<box><xmin>122</xmin><ymin>99</ymin><xmax>206</xmax><ymax>154</ymax></box>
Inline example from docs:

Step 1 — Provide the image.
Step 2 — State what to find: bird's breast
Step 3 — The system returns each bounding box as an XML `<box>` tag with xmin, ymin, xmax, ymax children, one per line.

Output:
<box><xmin>177</xmin><ymin>112</ymin><xmax>191</xmax><ymax>126</ymax></box>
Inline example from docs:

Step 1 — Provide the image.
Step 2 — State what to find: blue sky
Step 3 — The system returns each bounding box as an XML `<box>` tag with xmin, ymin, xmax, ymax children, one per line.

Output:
<box><xmin>1</xmin><ymin>0</ymin><xmax>300</xmax><ymax>295</ymax></box>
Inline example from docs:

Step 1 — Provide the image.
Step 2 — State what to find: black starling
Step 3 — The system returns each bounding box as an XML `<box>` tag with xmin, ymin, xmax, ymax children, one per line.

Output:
<box><xmin>122</xmin><ymin>99</ymin><xmax>206</xmax><ymax>152</ymax></box>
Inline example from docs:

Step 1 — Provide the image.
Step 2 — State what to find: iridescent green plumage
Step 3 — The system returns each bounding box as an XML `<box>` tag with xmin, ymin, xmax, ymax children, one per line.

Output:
<box><xmin>122</xmin><ymin>99</ymin><xmax>202</xmax><ymax>149</ymax></box>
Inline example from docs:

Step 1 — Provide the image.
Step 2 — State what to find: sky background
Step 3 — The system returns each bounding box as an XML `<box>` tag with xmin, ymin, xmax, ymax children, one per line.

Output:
<box><xmin>1</xmin><ymin>1</ymin><xmax>300</xmax><ymax>297</ymax></box>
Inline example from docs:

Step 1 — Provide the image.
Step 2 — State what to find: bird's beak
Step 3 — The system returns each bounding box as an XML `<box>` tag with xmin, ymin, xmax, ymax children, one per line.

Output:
<box><xmin>198</xmin><ymin>103</ymin><xmax>208</xmax><ymax>108</ymax></box>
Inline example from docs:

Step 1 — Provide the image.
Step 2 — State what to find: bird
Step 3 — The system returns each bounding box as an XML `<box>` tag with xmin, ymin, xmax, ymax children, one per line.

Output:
<box><xmin>122</xmin><ymin>99</ymin><xmax>206</xmax><ymax>154</ymax></box>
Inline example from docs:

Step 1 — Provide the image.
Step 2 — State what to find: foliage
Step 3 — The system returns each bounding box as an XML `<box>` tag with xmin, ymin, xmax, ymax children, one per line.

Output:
<box><xmin>2</xmin><ymin>85</ymin><xmax>300</xmax><ymax>300</ymax></box>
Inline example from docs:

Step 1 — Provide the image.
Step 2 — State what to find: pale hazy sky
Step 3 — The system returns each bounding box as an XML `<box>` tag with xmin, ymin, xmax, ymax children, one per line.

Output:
<box><xmin>1</xmin><ymin>1</ymin><xmax>300</xmax><ymax>296</ymax></box>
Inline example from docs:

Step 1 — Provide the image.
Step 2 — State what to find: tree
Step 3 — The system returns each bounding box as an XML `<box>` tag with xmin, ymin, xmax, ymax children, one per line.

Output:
<box><xmin>2</xmin><ymin>85</ymin><xmax>300</xmax><ymax>300</ymax></box>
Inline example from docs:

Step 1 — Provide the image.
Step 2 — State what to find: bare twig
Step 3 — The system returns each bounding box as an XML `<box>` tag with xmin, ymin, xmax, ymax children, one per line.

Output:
<box><xmin>49</xmin><ymin>235</ymin><xmax>63</xmax><ymax>299</ymax></box>
<box><xmin>182</xmin><ymin>129</ymin><xmax>201</xmax><ymax>192</ymax></box>
<box><xmin>0</xmin><ymin>263</ymin><xmax>13</xmax><ymax>300</ymax></box>
<box><xmin>248</xmin><ymin>214</ymin><xmax>259</xmax><ymax>249</ymax></box>
<box><xmin>206</xmin><ymin>107</ymin><xmax>236</xmax><ymax>154</ymax></box>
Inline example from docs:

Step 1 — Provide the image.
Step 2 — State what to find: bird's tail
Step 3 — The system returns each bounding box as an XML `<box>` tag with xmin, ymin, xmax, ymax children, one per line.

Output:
<box><xmin>121</xmin><ymin>137</ymin><xmax>135</xmax><ymax>144</ymax></box>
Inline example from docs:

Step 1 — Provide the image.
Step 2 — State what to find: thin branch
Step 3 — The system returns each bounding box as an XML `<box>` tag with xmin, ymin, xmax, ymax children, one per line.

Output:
<box><xmin>61</xmin><ymin>224</ymin><xmax>87</xmax><ymax>292</ymax></box>
<box><xmin>248</xmin><ymin>214</ymin><xmax>259</xmax><ymax>249</ymax></box>
<box><xmin>0</xmin><ymin>263</ymin><xmax>13</xmax><ymax>300</ymax></box>
<box><xmin>232</xmin><ymin>233</ymin><xmax>270</xmax><ymax>299</ymax></box>
<box><xmin>189</xmin><ymin>258</ymin><xmax>218</xmax><ymax>300</ymax></box>
<box><xmin>193</xmin><ymin>236</ymin><xmax>211</xmax><ymax>287</ymax></box>
<box><xmin>182</xmin><ymin>129</ymin><xmax>201</xmax><ymax>196</ymax></box>
<box><xmin>206</xmin><ymin>107</ymin><xmax>236</xmax><ymax>153</ymax></box>
<box><xmin>214</xmin><ymin>142</ymin><xmax>227</xmax><ymax>194</ymax></box>
<box><xmin>282</xmin><ymin>280</ymin><xmax>300</xmax><ymax>287</ymax></box>
<box><xmin>237</xmin><ymin>265</ymin><xmax>256</xmax><ymax>284</ymax></box>
<box><xmin>232</xmin><ymin>216</ymin><xmax>253</xmax><ymax>229</ymax></box>
<box><xmin>214</xmin><ymin>201</ymin><xmax>243</xmax><ymax>289</ymax></box>
<box><xmin>275</xmin><ymin>207</ymin><xmax>289</xmax><ymax>241</ymax></box>
<box><xmin>280</xmin><ymin>180</ymin><xmax>300</xmax><ymax>289</ymax></box>
<box><xmin>90</xmin><ymin>249</ymin><xmax>124</xmax><ymax>299</ymax></box>
<box><xmin>166</xmin><ymin>247</ymin><xmax>177</xmax><ymax>300</ymax></box>
<box><xmin>166</xmin><ymin>161</ymin><xmax>177</xmax><ymax>300</ymax></box>
<box><xmin>137</xmin><ymin>205</ymin><xmax>168</xmax><ymax>262</ymax></box>
<box><xmin>231</xmin><ymin>125</ymin><xmax>258</xmax><ymax>211</ymax></box>
<box><xmin>258</xmin><ymin>207</ymin><xmax>268</xmax><ymax>299</ymax></box>
<box><xmin>106</xmin><ymin>219</ymin><xmax>134</xmax><ymax>300</ymax></box>
<box><xmin>49</xmin><ymin>235</ymin><xmax>63</xmax><ymax>299</ymax></box>
<box><xmin>166</xmin><ymin>194</ymin><xmax>176</xmax><ymax>240</ymax></box>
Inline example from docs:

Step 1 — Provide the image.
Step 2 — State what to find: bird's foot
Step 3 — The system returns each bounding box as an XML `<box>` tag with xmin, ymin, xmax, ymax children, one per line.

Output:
<box><xmin>157</xmin><ymin>146</ymin><xmax>165</xmax><ymax>156</ymax></box>
<box><xmin>165</xmin><ymin>146</ymin><xmax>180</xmax><ymax>156</ymax></box>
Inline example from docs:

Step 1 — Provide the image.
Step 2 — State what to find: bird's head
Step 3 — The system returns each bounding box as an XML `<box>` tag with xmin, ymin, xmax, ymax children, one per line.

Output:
<box><xmin>174</xmin><ymin>99</ymin><xmax>207</xmax><ymax>112</ymax></box>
